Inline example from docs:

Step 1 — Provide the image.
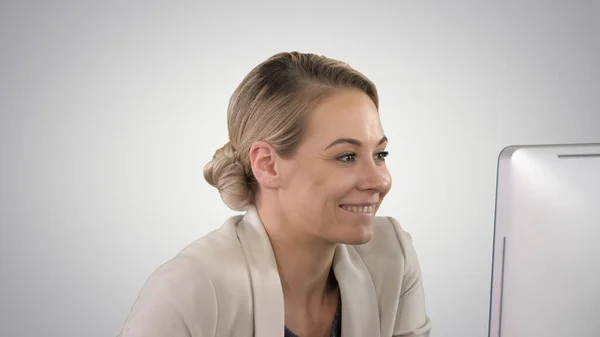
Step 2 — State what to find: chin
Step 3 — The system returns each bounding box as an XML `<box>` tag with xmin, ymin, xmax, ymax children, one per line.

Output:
<box><xmin>342</xmin><ymin>236</ymin><xmax>372</xmax><ymax>246</ymax></box>
<box><xmin>338</xmin><ymin>227</ymin><xmax>374</xmax><ymax>245</ymax></box>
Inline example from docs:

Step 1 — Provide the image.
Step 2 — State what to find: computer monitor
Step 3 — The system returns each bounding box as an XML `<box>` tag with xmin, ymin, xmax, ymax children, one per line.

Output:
<box><xmin>488</xmin><ymin>143</ymin><xmax>600</xmax><ymax>337</ymax></box>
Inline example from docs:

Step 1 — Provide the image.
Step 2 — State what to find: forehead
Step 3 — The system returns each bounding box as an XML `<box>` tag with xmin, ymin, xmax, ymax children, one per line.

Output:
<box><xmin>304</xmin><ymin>89</ymin><xmax>383</xmax><ymax>144</ymax></box>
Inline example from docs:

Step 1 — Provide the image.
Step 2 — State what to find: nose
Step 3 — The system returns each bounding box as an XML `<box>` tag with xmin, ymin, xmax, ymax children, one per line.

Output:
<box><xmin>357</xmin><ymin>160</ymin><xmax>391</xmax><ymax>193</ymax></box>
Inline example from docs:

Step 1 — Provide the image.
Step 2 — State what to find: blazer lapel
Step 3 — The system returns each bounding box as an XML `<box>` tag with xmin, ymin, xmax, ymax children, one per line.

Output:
<box><xmin>236</xmin><ymin>206</ymin><xmax>285</xmax><ymax>337</ymax></box>
<box><xmin>236</xmin><ymin>206</ymin><xmax>382</xmax><ymax>337</ymax></box>
<box><xmin>333</xmin><ymin>244</ymin><xmax>382</xmax><ymax>337</ymax></box>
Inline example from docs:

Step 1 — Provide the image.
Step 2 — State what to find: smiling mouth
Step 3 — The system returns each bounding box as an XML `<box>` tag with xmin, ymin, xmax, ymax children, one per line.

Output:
<box><xmin>339</xmin><ymin>204</ymin><xmax>375</xmax><ymax>215</ymax></box>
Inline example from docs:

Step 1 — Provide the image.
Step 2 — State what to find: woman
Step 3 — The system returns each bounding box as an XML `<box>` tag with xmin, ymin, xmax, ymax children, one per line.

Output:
<box><xmin>120</xmin><ymin>52</ymin><xmax>431</xmax><ymax>337</ymax></box>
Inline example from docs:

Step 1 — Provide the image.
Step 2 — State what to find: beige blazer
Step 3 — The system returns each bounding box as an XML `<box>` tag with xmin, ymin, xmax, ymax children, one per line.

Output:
<box><xmin>119</xmin><ymin>206</ymin><xmax>432</xmax><ymax>337</ymax></box>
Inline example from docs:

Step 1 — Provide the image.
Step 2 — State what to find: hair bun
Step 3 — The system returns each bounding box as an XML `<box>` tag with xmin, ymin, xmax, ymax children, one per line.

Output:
<box><xmin>203</xmin><ymin>142</ymin><xmax>252</xmax><ymax>211</ymax></box>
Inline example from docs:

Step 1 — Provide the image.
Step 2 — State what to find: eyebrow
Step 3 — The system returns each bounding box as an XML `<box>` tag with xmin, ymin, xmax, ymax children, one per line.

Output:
<box><xmin>325</xmin><ymin>136</ymin><xmax>388</xmax><ymax>150</ymax></box>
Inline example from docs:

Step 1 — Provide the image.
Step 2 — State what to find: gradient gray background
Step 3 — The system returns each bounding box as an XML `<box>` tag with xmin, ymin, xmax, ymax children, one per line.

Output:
<box><xmin>1</xmin><ymin>1</ymin><xmax>598</xmax><ymax>337</ymax></box>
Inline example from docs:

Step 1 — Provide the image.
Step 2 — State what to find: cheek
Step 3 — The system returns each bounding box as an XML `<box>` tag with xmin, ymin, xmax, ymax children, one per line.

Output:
<box><xmin>286</xmin><ymin>167</ymin><xmax>343</xmax><ymax>208</ymax></box>
<box><xmin>327</xmin><ymin>175</ymin><xmax>357</xmax><ymax>198</ymax></box>
<box><xmin>308</xmin><ymin>174</ymin><xmax>359</xmax><ymax>212</ymax></box>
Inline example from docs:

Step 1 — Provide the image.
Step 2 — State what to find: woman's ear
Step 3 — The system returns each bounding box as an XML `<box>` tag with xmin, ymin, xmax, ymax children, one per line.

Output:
<box><xmin>248</xmin><ymin>141</ymin><xmax>280</xmax><ymax>189</ymax></box>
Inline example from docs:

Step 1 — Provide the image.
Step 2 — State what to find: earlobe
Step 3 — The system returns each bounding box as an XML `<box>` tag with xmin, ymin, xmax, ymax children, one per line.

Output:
<box><xmin>249</xmin><ymin>141</ymin><xmax>279</xmax><ymax>189</ymax></box>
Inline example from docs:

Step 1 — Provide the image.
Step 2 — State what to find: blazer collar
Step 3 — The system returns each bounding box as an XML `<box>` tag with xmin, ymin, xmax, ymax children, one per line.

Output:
<box><xmin>236</xmin><ymin>206</ymin><xmax>285</xmax><ymax>337</ymax></box>
<box><xmin>333</xmin><ymin>244</ymin><xmax>382</xmax><ymax>337</ymax></box>
<box><xmin>236</xmin><ymin>206</ymin><xmax>381</xmax><ymax>337</ymax></box>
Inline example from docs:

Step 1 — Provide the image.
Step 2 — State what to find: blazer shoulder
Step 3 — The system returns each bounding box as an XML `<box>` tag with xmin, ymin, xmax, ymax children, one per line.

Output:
<box><xmin>356</xmin><ymin>215</ymin><xmax>417</xmax><ymax>263</ymax></box>
<box><xmin>120</xmin><ymin>247</ymin><xmax>220</xmax><ymax>337</ymax></box>
<box><xmin>173</xmin><ymin>213</ymin><xmax>253</xmax><ymax>292</ymax></box>
<box><xmin>120</xmin><ymin>214</ymin><xmax>252</xmax><ymax>337</ymax></box>
<box><xmin>352</xmin><ymin>215</ymin><xmax>426</xmax><ymax>297</ymax></box>
<box><xmin>176</xmin><ymin>214</ymin><xmax>246</xmax><ymax>270</ymax></box>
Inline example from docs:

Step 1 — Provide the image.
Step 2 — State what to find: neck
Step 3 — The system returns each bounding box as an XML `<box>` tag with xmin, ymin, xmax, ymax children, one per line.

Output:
<box><xmin>256</xmin><ymin>201</ymin><xmax>338</xmax><ymax>308</ymax></box>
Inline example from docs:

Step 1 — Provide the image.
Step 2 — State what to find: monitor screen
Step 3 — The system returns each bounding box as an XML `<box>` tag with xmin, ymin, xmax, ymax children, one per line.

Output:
<box><xmin>489</xmin><ymin>143</ymin><xmax>600</xmax><ymax>337</ymax></box>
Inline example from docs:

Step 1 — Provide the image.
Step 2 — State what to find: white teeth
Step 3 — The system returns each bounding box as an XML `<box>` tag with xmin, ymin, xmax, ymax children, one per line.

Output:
<box><xmin>341</xmin><ymin>205</ymin><xmax>374</xmax><ymax>214</ymax></box>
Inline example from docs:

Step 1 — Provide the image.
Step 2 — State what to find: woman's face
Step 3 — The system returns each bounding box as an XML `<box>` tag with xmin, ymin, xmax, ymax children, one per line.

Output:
<box><xmin>276</xmin><ymin>89</ymin><xmax>392</xmax><ymax>245</ymax></box>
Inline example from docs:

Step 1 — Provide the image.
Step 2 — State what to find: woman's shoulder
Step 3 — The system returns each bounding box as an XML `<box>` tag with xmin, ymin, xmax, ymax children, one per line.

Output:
<box><xmin>359</xmin><ymin>215</ymin><xmax>417</xmax><ymax>255</ymax></box>
<box><xmin>352</xmin><ymin>215</ymin><xmax>423</xmax><ymax>277</ymax></box>
<box><xmin>176</xmin><ymin>214</ymin><xmax>247</xmax><ymax>265</ymax></box>
<box><xmin>120</xmin><ymin>214</ymin><xmax>253</xmax><ymax>337</ymax></box>
<box><xmin>158</xmin><ymin>213</ymin><xmax>253</xmax><ymax>291</ymax></box>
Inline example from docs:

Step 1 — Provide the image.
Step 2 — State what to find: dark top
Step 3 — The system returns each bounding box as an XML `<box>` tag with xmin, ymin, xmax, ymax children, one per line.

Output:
<box><xmin>284</xmin><ymin>296</ymin><xmax>342</xmax><ymax>337</ymax></box>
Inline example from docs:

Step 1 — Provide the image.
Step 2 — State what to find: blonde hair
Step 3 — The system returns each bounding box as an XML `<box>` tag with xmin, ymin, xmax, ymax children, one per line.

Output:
<box><xmin>203</xmin><ymin>52</ymin><xmax>379</xmax><ymax>211</ymax></box>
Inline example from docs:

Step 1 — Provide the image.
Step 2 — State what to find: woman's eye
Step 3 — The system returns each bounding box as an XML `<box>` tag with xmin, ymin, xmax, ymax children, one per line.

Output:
<box><xmin>337</xmin><ymin>151</ymin><xmax>388</xmax><ymax>163</ymax></box>
<box><xmin>376</xmin><ymin>151</ymin><xmax>389</xmax><ymax>161</ymax></box>
<box><xmin>337</xmin><ymin>153</ymin><xmax>356</xmax><ymax>162</ymax></box>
